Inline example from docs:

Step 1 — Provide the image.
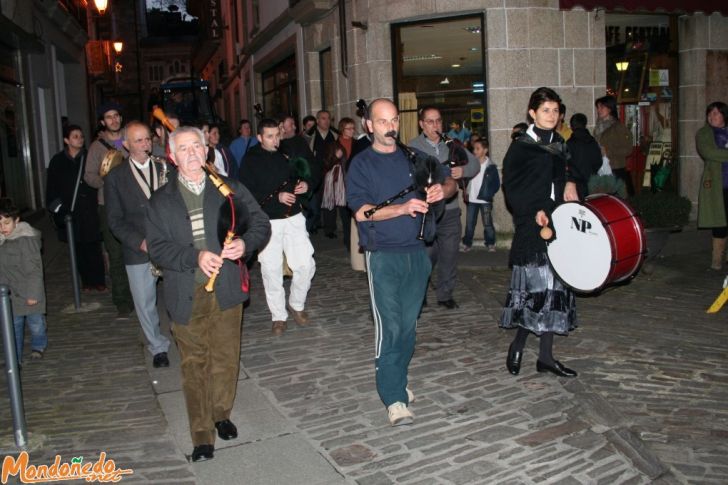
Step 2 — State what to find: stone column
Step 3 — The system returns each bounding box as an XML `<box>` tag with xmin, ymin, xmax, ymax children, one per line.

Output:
<box><xmin>678</xmin><ymin>13</ymin><xmax>728</xmax><ymax>212</ymax></box>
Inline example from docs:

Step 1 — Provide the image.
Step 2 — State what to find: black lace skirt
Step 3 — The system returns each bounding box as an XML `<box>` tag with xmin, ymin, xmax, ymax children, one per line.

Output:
<box><xmin>499</xmin><ymin>255</ymin><xmax>577</xmax><ymax>336</ymax></box>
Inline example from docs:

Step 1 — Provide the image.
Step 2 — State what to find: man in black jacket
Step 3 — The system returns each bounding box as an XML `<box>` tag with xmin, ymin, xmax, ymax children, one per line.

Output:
<box><xmin>105</xmin><ymin>121</ymin><xmax>170</xmax><ymax>367</ymax></box>
<box><xmin>146</xmin><ymin>126</ymin><xmax>270</xmax><ymax>462</ymax></box>
<box><xmin>239</xmin><ymin>119</ymin><xmax>316</xmax><ymax>337</ymax></box>
<box><xmin>565</xmin><ymin>113</ymin><xmax>602</xmax><ymax>201</ymax></box>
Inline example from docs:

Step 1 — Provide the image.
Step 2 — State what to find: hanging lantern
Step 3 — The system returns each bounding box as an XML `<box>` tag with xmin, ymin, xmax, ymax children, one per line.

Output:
<box><xmin>94</xmin><ymin>0</ymin><xmax>108</xmax><ymax>15</ymax></box>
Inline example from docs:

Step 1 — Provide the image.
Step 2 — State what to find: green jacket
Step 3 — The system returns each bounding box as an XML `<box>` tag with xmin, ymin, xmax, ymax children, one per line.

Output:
<box><xmin>696</xmin><ymin>124</ymin><xmax>728</xmax><ymax>228</ymax></box>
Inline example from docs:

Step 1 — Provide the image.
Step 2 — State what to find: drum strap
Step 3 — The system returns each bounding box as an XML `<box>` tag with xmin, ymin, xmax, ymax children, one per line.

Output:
<box><xmin>515</xmin><ymin>135</ymin><xmax>571</xmax><ymax>162</ymax></box>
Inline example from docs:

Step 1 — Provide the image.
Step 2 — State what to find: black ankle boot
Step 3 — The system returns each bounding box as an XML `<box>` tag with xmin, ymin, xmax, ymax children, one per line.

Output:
<box><xmin>506</xmin><ymin>343</ymin><xmax>522</xmax><ymax>375</ymax></box>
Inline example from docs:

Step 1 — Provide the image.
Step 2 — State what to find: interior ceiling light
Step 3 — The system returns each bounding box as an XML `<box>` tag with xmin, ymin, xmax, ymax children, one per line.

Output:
<box><xmin>403</xmin><ymin>54</ymin><xmax>442</xmax><ymax>62</ymax></box>
<box><xmin>451</xmin><ymin>64</ymin><xmax>461</xmax><ymax>68</ymax></box>
<box><xmin>440</xmin><ymin>77</ymin><xmax>450</xmax><ymax>85</ymax></box>
<box><xmin>470</xmin><ymin>47</ymin><xmax>479</xmax><ymax>51</ymax></box>
<box><xmin>465</xmin><ymin>26</ymin><xmax>481</xmax><ymax>34</ymax></box>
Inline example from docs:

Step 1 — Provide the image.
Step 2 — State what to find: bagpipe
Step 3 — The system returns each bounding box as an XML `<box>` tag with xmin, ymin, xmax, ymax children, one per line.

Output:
<box><xmin>436</xmin><ymin>131</ymin><xmax>470</xmax><ymax>168</ymax></box>
<box><xmin>203</xmin><ymin>163</ymin><xmax>251</xmax><ymax>293</ymax></box>
<box><xmin>364</xmin><ymin>130</ymin><xmax>445</xmax><ymax>241</ymax></box>
<box><xmin>258</xmin><ymin>156</ymin><xmax>311</xmax><ymax>217</ymax></box>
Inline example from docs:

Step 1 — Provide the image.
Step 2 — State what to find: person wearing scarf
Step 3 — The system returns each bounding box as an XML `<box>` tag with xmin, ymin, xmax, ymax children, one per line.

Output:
<box><xmin>500</xmin><ymin>87</ymin><xmax>578</xmax><ymax>379</ymax></box>
<box><xmin>696</xmin><ymin>101</ymin><xmax>728</xmax><ymax>270</ymax></box>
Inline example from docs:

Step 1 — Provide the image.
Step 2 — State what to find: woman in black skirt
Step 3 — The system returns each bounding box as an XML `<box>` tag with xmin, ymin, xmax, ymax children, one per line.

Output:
<box><xmin>500</xmin><ymin>87</ymin><xmax>577</xmax><ymax>378</ymax></box>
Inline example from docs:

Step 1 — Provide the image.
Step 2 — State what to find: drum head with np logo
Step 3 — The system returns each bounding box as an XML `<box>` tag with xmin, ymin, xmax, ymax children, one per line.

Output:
<box><xmin>547</xmin><ymin>202</ymin><xmax>611</xmax><ymax>292</ymax></box>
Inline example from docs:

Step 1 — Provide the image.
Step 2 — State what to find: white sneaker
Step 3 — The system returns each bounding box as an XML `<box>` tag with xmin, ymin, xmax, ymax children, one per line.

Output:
<box><xmin>387</xmin><ymin>402</ymin><xmax>414</xmax><ymax>426</ymax></box>
<box><xmin>459</xmin><ymin>243</ymin><xmax>471</xmax><ymax>253</ymax></box>
<box><xmin>487</xmin><ymin>245</ymin><xmax>496</xmax><ymax>252</ymax></box>
<box><xmin>406</xmin><ymin>387</ymin><xmax>415</xmax><ymax>403</ymax></box>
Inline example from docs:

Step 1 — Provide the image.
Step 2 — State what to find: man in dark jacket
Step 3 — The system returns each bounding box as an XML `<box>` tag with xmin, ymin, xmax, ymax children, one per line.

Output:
<box><xmin>105</xmin><ymin>121</ymin><xmax>170</xmax><ymax>367</ymax></box>
<box><xmin>146</xmin><ymin>126</ymin><xmax>270</xmax><ymax>462</ymax></box>
<box><xmin>566</xmin><ymin>113</ymin><xmax>602</xmax><ymax>201</ymax></box>
<box><xmin>239</xmin><ymin>119</ymin><xmax>316</xmax><ymax>337</ymax></box>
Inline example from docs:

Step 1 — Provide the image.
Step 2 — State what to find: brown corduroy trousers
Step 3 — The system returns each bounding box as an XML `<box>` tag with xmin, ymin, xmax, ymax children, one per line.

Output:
<box><xmin>172</xmin><ymin>284</ymin><xmax>243</xmax><ymax>446</ymax></box>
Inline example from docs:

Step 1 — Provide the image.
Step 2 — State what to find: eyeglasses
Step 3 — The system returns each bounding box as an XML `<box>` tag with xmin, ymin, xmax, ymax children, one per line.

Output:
<box><xmin>423</xmin><ymin>118</ymin><xmax>442</xmax><ymax>125</ymax></box>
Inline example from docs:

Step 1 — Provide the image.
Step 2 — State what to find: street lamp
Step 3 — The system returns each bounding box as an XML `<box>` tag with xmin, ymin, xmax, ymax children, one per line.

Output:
<box><xmin>616</xmin><ymin>60</ymin><xmax>630</xmax><ymax>72</ymax></box>
<box><xmin>94</xmin><ymin>0</ymin><xmax>108</xmax><ymax>15</ymax></box>
<box><xmin>113</xmin><ymin>41</ymin><xmax>123</xmax><ymax>54</ymax></box>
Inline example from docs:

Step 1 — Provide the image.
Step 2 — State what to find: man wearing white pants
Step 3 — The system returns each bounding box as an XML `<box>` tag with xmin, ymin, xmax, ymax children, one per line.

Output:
<box><xmin>239</xmin><ymin>118</ymin><xmax>316</xmax><ymax>336</ymax></box>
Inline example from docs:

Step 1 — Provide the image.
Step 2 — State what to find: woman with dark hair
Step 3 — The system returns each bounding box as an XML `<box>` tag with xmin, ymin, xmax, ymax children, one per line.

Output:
<box><xmin>500</xmin><ymin>87</ymin><xmax>577</xmax><ymax>378</ymax></box>
<box><xmin>696</xmin><ymin>101</ymin><xmax>728</xmax><ymax>270</ymax></box>
<box><xmin>46</xmin><ymin>124</ymin><xmax>106</xmax><ymax>291</ymax></box>
<box><xmin>594</xmin><ymin>95</ymin><xmax>634</xmax><ymax>195</ymax></box>
<box><xmin>321</xmin><ymin>142</ymin><xmax>350</xmax><ymax>249</ymax></box>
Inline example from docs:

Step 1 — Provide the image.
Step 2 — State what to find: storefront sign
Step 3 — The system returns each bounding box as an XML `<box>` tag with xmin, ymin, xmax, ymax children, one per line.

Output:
<box><xmin>649</xmin><ymin>69</ymin><xmax>669</xmax><ymax>87</ymax></box>
<box><xmin>208</xmin><ymin>0</ymin><xmax>221</xmax><ymax>39</ymax></box>
<box><xmin>86</xmin><ymin>41</ymin><xmax>108</xmax><ymax>76</ymax></box>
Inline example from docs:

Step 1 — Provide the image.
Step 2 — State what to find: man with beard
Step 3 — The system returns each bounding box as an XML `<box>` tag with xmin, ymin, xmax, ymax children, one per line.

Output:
<box><xmin>84</xmin><ymin>102</ymin><xmax>134</xmax><ymax>316</ymax></box>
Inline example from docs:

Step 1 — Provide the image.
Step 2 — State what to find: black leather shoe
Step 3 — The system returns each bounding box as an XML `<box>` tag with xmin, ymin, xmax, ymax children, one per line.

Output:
<box><xmin>536</xmin><ymin>360</ymin><xmax>577</xmax><ymax>378</ymax></box>
<box><xmin>437</xmin><ymin>299</ymin><xmax>459</xmax><ymax>309</ymax></box>
<box><xmin>191</xmin><ymin>444</ymin><xmax>214</xmax><ymax>462</ymax></box>
<box><xmin>215</xmin><ymin>419</ymin><xmax>238</xmax><ymax>440</ymax></box>
<box><xmin>506</xmin><ymin>343</ymin><xmax>522</xmax><ymax>375</ymax></box>
<box><xmin>152</xmin><ymin>352</ymin><xmax>169</xmax><ymax>368</ymax></box>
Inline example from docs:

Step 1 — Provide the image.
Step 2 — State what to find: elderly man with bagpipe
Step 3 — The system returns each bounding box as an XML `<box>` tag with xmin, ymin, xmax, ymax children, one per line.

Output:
<box><xmin>146</xmin><ymin>126</ymin><xmax>271</xmax><ymax>462</ymax></box>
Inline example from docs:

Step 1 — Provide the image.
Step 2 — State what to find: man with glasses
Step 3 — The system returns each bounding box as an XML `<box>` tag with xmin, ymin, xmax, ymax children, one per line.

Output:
<box><xmin>347</xmin><ymin>99</ymin><xmax>456</xmax><ymax>426</ymax></box>
<box><xmin>409</xmin><ymin>106</ymin><xmax>480</xmax><ymax>309</ymax></box>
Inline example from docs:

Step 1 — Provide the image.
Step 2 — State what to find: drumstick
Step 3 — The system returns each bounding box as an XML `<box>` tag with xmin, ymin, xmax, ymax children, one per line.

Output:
<box><xmin>540</xmin><ymin>226</ymin><xmax>553</xmax><ymax>240</ymax></box>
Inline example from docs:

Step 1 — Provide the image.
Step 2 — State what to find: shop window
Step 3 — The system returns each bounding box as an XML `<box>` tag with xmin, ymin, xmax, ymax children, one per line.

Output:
<box><xmin>392</xmin><ymin>15</ymin><xmax>487</xmax><ymax>143</ymax></box>
<box><xmin>605</xmin><ymin>14</ymin><xmax>677</xmax><ymax>194</ymax></box>
<box><xmin>262</xmin><ymin>55</ymin><xmax>298</xmax><ymax>120</ymax></box>
<box><xmin>319</xmin><ymin>48</ymin><xmax>333</xmax><ymax>111</ymax></box>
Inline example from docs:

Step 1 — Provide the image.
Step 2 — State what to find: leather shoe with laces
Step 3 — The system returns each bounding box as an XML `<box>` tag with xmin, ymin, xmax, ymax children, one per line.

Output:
<box><xmin>506</xmin><ymin>343</ymin><xmax>522</xmax><ymax>375</ymax></box>
<box><xmin>152</xmin><ymin>352</ymin><xmax>169</xmax><ymax>368</ymax></box>
<box><xmin>214</xmin><ymin>419</ymin><xmax>238</xmax><ymax>440</ymax></box>
<box><xmin>536</xmin><ymin>360</ymin><xmax>577</xmax><ymax>378</ymax></box>
<box><xmin>271</xmin><ymin>321</ymin><xmax>287</xmax><ymax>336</ymax></box>
<box><xmin>191</xmin><ymin>444</ymin><xmax>214</xmax><ymax>462</ymax></box>
<box><xmin>437</xmin><ymin>299</ymin><xmax>459</xmax><ymax>309</ymax></box>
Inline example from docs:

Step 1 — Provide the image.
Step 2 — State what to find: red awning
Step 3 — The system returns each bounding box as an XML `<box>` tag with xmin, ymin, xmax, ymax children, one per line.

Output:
<box><xmin>560</xmin><ymin>1</ymin><xmax>728</xmax><ymax>16</ymax></box>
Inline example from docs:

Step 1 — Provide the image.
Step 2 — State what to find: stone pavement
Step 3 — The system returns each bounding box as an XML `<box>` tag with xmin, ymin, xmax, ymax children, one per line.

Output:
<box><xmin>2</xmin><ymin>216</ymin><xmax>727</xmax><ymax>484</ymax></box>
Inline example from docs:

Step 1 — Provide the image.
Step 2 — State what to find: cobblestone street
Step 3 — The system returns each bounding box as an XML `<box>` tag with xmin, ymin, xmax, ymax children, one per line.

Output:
<box><xmin>1</xmin><ymin>220</ymin><xmax>727</xmax><ymax>484</ymax></box>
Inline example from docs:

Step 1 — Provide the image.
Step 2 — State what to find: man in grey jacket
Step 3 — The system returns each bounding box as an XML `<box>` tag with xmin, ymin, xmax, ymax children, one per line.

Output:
<box><xmin>409</xmin><ymin>106</ymin><xmax>480</xmax><ymax>309</ymax></box>
<box><xmin>105</xmin><ymin>121</ymin><xmax>170</xmax><ymax>368</ymax></box>
<box><xmin>146</xmin><ymin>126</ymin><xmax>270</xmax><ymax>462</ymax></box>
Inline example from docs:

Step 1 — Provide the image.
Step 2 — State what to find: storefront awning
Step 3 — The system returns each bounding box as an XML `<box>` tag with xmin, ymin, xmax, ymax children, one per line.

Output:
<box><xmin>560</xmin><ymin>1</ymin><xmax>728</xmax><ymax>16</ymax></box>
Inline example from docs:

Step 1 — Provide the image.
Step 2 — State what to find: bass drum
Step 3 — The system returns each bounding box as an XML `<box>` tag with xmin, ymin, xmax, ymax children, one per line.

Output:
<box><xmin>547</xmin><ymin>193</ymin><xmax>646</xmax><ymax>292</ymax></box>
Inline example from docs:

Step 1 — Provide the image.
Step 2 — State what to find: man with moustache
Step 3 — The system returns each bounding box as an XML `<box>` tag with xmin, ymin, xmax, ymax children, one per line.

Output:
<box><xmin>409</xmin><ymin>106</ymin><xmax>480</xmax><ymax>309</ymax></box>
<box><xmin>84</xmin><ymin>102</ymin><xmax>134</xmax><ymax>316</ymax></box>
<box><xmin>346</xmin><ymin>99</ymin><xmax>456</xmax><ymax>426</ymax></box>
<box><xmin>104</xmin><ymin>121</ymin><xmax>170</xmax><ymax>368</ymax></box>
<box><xmin>145</xmin><ymin>126</ymin><xmax>270</xmax><ymax>462</ymax></box>
<box><xmin>239</xmin><ymin>119</ymin><xmax>316</xmax><ymax>336</ymax></box>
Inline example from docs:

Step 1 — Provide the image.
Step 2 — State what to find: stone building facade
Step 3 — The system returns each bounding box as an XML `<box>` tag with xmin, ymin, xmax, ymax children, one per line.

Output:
<box><xmin>199</xmin><ymin>0</ymin><xmax>728</xmax><ymax>232</ymax></box>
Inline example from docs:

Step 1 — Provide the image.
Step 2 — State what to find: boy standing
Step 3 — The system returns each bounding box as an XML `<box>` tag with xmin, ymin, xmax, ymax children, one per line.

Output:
<box><xmin>0</xmin><ymin>199</ymin><xmax>47</xmax><ymax>363</ymax></box>
<box><xmin>461</xmin><ymin>139</ymin><xmax>500</xmax><ymax>252</ymax></box>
